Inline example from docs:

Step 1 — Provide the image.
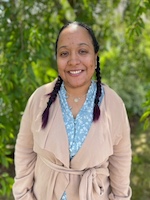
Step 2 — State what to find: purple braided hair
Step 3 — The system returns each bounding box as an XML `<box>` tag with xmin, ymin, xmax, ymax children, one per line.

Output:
<box><xmin>93</xmin><ymin>56</ymin><xmax>101</xmax><ymax>121</ymax></box>
<box><xmin>42</xmin><ymin>76</ymin><xmax>63</xmax><ymax>128</ymax></box>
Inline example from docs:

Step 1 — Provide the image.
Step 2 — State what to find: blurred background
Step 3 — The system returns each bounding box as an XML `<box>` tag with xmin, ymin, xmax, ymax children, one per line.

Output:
<box><xmin>0</xmin><ymin>0</ymin><xmax>150</xmax><ymax>199</ymax></box>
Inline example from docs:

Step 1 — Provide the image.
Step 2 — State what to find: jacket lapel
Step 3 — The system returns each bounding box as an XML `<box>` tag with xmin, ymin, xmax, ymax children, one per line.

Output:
<box><xmin>43</xmin><ymin>97</ymin><xmax>70</xmax><ymax>168</ymax></box>
<box><xmin>70</xmin><ymin>99</ymin><xmax>113</xmax><ymax>170</ymax></box>
<box><xmin>33</xmin><ymin>82</ymin><xmax>70</xmax><ymax>168</ymax></box>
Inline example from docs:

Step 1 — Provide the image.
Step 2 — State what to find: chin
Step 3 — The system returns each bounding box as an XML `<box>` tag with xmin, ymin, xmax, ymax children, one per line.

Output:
<box><xmin>71</xmin><ymin>82</ymin><xmax>88</xmax><ymax>89</ymax></box>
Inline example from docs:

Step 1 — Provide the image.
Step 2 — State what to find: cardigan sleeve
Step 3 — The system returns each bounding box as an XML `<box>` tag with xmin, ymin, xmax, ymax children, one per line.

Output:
<box><xmin>13</xmin><ymin>93</ymin><xmax>37</xmax><ymax>200</ymax></box>
<box><xmin>108</xmin><ymin>103</ymin><xmax>132</xmax><ymax>200</ymax></box>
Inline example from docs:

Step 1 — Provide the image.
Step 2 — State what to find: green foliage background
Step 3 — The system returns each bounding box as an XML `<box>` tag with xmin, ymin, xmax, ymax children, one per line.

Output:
<box><xmin>0</xmin><ymin>0</ymin><xmax>150</xmax><ymax>199</ymax></box>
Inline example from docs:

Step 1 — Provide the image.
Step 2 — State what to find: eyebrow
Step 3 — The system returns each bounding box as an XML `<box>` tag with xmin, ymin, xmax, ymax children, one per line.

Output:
<box><xmin>58</xmin><ymin>43</ymin><xmax>90</xmax><ymax>51</ymax></box>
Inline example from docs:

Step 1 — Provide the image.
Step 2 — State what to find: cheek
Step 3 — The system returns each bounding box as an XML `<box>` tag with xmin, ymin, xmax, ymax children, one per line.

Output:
<box><xmin>57</xmin><ymin>57</ymin><xmax>67</xmax><ymax>67</ymax></box>
<box><xmin>88</xmin><ymin>59</ymin><xmax>96</xmax><ymax>75</ymax></box>
<box><xmin>57</xmin><ymin>61</ymin><xmax>62</xmax><ymax>75</ymax></box>
<box><xmin>57</xmin><ymin>61</ymin><xmax>67</xmax><ymax>78</ymax></box>
<box><xmin>90</xmin><ymin>65</ymin><xmax>96</xmax><ymax>76</ymax></box>
<box><xmin>57</xmin><ymin>59</ymin><xmax>64</xmax><ymax>71</ymax></box>
<box><xmin>88</xmin><ymin>59</ymin><xmax>96</xmax><ymax>70</ymax></box>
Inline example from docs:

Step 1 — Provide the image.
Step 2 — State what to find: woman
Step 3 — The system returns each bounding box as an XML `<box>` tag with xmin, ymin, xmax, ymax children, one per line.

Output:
<box><xmin>13</xmin><ymin>21</ymin><xmax>132</xmax><ymax>200</ymax></box>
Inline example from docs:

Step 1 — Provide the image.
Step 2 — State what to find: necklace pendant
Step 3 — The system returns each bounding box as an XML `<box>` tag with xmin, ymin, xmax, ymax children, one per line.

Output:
<box><xmin>74</xmin><ymin>98</ymin><xmax>80</xmax><ymax>103</ymax></box>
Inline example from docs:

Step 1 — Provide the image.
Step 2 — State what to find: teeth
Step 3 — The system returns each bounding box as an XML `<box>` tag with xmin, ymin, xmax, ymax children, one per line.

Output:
<box><xmin>70</xmin><ymin>70</ymin><xmax>82</xmax><ymax>74</ymax></box>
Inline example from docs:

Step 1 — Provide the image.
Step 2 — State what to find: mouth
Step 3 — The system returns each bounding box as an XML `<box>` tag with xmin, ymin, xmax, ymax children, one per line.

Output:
<box><xmin>69</xmin><ymin>70</ymin><xmax>83</xmax><ymax>75</ymax></box>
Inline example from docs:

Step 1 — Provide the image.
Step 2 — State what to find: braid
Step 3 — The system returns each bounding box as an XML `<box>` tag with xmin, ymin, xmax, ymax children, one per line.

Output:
<box><xmin>42</xmin><ymin>76</ymin><xmax>63</xmax><ymax>128</ymax></box>
<box><xmin>93</xmin><ymin>56</ymin><xmax>102</xmax><ymax>121</ymax></box>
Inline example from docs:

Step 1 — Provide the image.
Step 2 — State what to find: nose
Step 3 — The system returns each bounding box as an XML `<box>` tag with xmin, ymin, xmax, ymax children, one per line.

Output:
<box><xmin>68</xmin><ymin>53</ymin><xmax>80</xmax><ymax>66</ymax></box>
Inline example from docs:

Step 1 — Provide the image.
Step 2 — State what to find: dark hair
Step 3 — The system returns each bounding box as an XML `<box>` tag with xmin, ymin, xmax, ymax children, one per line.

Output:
<box><xmin>42</xmin><ymin>21</ymin><xmax>102</xmax><ymax>128</ymax></box>
<box><xmin>55</xmin><ymin>21</ymin><xmax>99</xmax><ymax>55</ymax></box>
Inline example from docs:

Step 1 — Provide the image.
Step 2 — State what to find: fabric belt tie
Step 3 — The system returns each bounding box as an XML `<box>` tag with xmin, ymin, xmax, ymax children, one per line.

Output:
<box><xmin>39</xmin><ymin>156</ymin><xmax>109</xmax><ymax>200</ymax></box>
<box><xmin>79</xmin><ymin>168</ymin><xmax>106</xmax><ymax>199</ymax></box>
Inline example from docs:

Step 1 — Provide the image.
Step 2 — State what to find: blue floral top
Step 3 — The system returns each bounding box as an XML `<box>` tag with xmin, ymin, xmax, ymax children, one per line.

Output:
<box><xmin>58</xmin><ymin>81</ymin><xmax>104</xmax><ymax>200</ymax></box>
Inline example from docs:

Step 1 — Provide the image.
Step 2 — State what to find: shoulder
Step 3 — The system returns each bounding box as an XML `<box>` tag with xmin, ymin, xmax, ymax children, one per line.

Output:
<box><xmin>26</xmin><ymin>78</ymin><xmax>58</xmax><ymax>108</ymax></box>
<box><xmin>33</xmin><ymin>78</ymin><xmax>57</xmax><ymax>97</ymax></box>
<box><xmin>103</xmin><ymin>84</ymin><xmax>124</xmax><ymax>106</ymax></box>
<box><xmin>102</xmin><ymin>84</ymin><xmax>127</xmax><ymax>119</ymax></box>
<box><xmin>30</xmin><ymin>79</ymin><xmax>57</xmax><ymax>99</ymax></box>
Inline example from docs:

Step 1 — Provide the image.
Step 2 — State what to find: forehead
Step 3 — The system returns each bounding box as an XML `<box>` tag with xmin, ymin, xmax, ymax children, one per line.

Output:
<box><xmin>58</xmin><ymin>24</ymin><xmax>92</xmax><ymax>44</ymax></box>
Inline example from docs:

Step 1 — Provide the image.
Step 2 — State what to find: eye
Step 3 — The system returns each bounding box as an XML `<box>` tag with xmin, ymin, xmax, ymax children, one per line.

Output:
<box><xmin>79</xmin><ymin>49</ymin><xmax>88</xmax><ymax>55</ymax></box>
<box><xmin>60</xmin><ymin>51</ymin><xmax>69</xmax><ymax>57</ymax></box>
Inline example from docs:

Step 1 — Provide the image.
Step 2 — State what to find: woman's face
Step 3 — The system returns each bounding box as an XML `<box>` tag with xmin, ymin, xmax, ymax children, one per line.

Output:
<box><xmin>56</xmin><ymin>24</ymin><xmax>97</xmax><ymax>91</ymax></box>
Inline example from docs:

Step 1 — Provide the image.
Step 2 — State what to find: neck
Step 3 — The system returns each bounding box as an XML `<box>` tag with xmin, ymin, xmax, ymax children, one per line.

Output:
<box><xmin>64</xmin><ymin>82</ymin><xmax>92</xmax><ymax>97</ymax></box>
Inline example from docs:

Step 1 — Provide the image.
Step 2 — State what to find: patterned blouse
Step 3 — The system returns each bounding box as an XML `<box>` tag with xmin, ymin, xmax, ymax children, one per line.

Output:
<box><xmin>58</xmin><ymin>81</ymin><xmax>104</xmax><ymax>200</ymax></box>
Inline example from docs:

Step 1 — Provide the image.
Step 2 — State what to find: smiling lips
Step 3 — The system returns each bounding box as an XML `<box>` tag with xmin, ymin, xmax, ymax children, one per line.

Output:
<box><xmin>69</xmin><ymin>70</ymin><xmax>83</xmax><ymax>75</ymax></box>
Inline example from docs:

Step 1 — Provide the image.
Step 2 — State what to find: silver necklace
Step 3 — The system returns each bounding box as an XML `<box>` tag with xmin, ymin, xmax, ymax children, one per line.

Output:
<box><xmin>66</xmin><ymin>93</ymin><xmax>87</xmax><ymax>103</ymax></box>
<box><xmin>74</xmin><ymin>97</ymin><xmax>81</xmax><ymax>103</ymax></box>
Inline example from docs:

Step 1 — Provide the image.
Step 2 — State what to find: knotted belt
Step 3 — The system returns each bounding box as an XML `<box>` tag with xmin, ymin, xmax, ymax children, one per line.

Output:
<box><xmin>39</xmin><ymin>156</ymin><xmax>109</xmax><ymax>200</ymax></box>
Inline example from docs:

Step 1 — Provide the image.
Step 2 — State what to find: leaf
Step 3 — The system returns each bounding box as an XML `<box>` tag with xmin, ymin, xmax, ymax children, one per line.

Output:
<box><xmin>0</xmin><ymin>123</ymin><xmax>5</xmax><ymax>129</ymax></box>
<box><xmin>140</xmin><ymin>111</ymin><xmax>150</xmax><ymax>121</ymax></box>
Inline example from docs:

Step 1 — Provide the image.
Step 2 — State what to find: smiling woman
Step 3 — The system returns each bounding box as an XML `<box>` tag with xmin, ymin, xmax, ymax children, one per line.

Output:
<box><xmin>13</xmin><ymin>22</ymin><xmax>132</xmax><ymax>200</ymax></box>
<box><xmin>57</xmin><ymin>25</ymin><xmax>97</xmax><ymax>93</ymax></box>
<box><xmin>56</xmin><ymin>24</ymin><xmax>98</xmax><ymax>118</ymax></box>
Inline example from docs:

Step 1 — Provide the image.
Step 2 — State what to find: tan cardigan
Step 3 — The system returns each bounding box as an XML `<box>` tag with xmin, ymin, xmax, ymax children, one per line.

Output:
<box><xmin>13</xmin><ymin>79</ymin><xmax>132</xmax><ymax>200</ymax></box>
